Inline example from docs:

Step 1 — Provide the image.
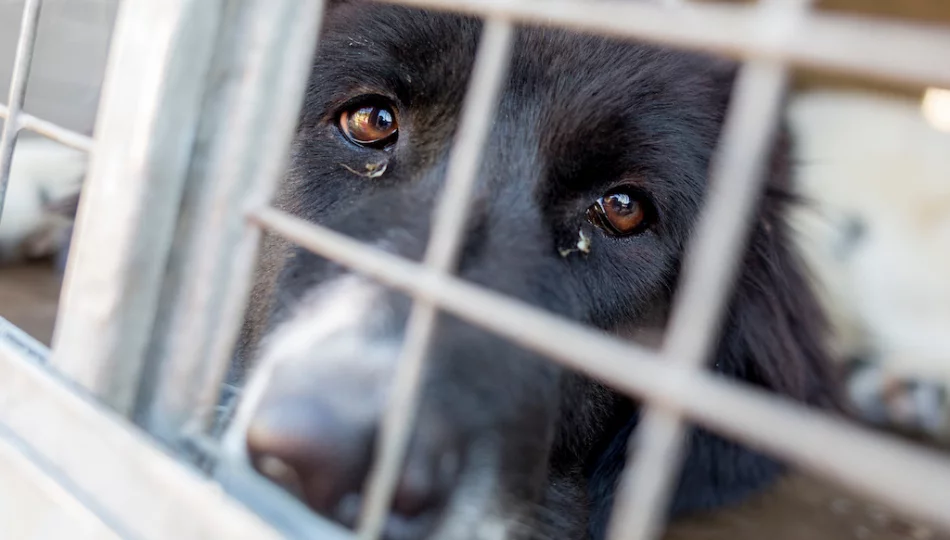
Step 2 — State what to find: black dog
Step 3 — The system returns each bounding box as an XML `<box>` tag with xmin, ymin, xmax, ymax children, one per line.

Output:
<box><xmin>223</xmin><ymin>2</ymin><xmax>839</xmax><ymax>539</ymax></box>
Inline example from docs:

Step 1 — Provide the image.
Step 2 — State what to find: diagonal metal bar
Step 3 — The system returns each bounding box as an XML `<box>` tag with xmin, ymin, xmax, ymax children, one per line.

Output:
<box><xmin>1</xmin><ymin>0</ymin><xmax>944</xmax><ymax>539</ymax></box>
<box><xmin>355</xmin><ymin>19</ymin><xmax>515</xmax><ymax>540</ymax></box>
<box><xmin>0</xmin><ymin>318</ymin><xmax>291</xmax><ymax>540</ymax></box>
<box><xmin>0</xmin><ymin>103</ymin><xmax>94</xmax><ymax>153</ymax></box>
<box><xmin>0</xmin><ymin>0</ymin><xmax>43</xmax><ymax>223</ymax></box>
<box><xmin>250</xmin><ymin>206</ymin><xmax>950</xmax><ymax>534</ymax></box>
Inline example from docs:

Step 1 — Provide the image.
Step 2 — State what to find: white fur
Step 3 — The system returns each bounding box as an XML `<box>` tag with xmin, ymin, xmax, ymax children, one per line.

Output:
<box><xmin>221</xmin><ymin>274</ymin><xmax>520</xmax><ymax>538</ymax></box>
<box><xmin>430</xmin><ymin>444</ymin><xmax>515</xmax><ymax>540</ymax></box>
<box><xmin>222</xmin><ymin>275</ymin><xmax>399</xmax><ymax>461</ymax></box>
<box><xmin>788</xmin><ymin>89</ymin><xmax>950</xmax><ymax>434</ymax></box>
<box><xmin>0</xmin><ymin>138</ymin><xmax>86</xmax><ymax>262</ymax></box>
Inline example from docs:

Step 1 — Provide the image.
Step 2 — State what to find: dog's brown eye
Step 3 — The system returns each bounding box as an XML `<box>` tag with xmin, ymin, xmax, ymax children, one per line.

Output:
<box><xmin>339</xmin><ymin>103</ymin><xmax>398</xmax><ymax>146</ymax></box>
<box><xmin>586</xmin><ymin>189</ymin><xmax>654</xmax><ymax>236</ymax></box>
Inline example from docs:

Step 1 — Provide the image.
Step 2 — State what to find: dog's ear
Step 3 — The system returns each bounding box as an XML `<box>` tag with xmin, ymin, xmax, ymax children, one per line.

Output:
<box><xmin>711</xmin><ymin>124</ymin><xmax>842</xmax><ymax>409</ymax></box>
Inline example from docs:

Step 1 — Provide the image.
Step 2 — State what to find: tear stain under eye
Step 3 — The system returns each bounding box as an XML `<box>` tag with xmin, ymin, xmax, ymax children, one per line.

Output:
<box><xmin>559</xmin><ymin>229</ymin><xmax>592</xmax><ymax>258</ymax></box>
<box><xmin>340</xmin><ymin>161</ymin><xmax>388</xmax><ymax>179</ymax></box>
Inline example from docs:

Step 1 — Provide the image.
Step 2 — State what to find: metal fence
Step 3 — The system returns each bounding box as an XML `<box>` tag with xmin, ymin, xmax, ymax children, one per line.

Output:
<box><xmin>1</xmin><ymin>0</ymin><xmax>949</xmax><ymax>539</ymax></box>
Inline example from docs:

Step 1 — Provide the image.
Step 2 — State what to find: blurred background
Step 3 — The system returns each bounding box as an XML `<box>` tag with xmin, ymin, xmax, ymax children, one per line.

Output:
<box><xmin>1</xmin><ymin>1</ymin><xmax>948</xmax><ymax>539</ymax></box>
<box><xmin>0</xmin><ymin>0</ymin><xmax>115</xmax><ymax>136</ymax></box>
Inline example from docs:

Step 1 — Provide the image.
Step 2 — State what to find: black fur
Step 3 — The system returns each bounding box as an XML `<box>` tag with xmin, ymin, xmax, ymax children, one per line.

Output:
<box><xmin>233</xmin><ymin>2</ymin><xmax>840</xmax><ymax>538</ymax></box>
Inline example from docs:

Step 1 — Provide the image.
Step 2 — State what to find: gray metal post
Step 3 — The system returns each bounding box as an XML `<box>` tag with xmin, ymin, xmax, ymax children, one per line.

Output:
<box><xmin>50</xmin><ymin>0</ymin><xmax>224</xmax><ymax>415</ymax></box>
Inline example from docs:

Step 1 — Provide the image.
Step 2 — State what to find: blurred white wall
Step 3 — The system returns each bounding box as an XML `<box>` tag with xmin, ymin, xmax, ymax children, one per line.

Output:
<box><xmin>788</xmin><ymin>89</ymin><xmax>950</xmax><ymax>437</ymax></box>
<box><xmin>0</xmin><ymin>0</ymin><xmax>120</xmax><ymax>135</ymax></box>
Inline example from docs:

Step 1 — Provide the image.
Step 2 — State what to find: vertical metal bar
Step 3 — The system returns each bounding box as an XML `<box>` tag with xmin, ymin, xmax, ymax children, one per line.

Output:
<box><xmin>606</xmin><ymin>1</ymin><xmax>812</xmax><ymax>537</ymax></box>
<box><xmin>137</xmin><ymin>0</ymin><xmax>327</xmax><ymax>448</ymax></box>
<box><xmin>0</xmin><ymin>0</ymin><xmax>42</xmax><ymax>223</ymax></box>
<box><xmin>356</xmin><ymin>19</ymin><xmax>515</xmax><ymax>540</ymax></box>
<box><xmin>608</xmin><ymin>58</ymin><xmax>790</xmax><ymax>540</ymax></box>
<box><xmin>50</xmin><ymin>0</ymin><xmax>223</xmax><ymax>415</ymax></box>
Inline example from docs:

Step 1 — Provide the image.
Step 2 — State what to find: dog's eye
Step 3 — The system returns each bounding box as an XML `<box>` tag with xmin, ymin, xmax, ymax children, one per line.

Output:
<box><xmin>586</xmin><ymin>188</ymin><xmax>655</xmax><ymax>236</ymax></box>
<box><xmin>339</xmin><ymin>102</ymin><xmax>398</xmax><ymax>146</ymax></box>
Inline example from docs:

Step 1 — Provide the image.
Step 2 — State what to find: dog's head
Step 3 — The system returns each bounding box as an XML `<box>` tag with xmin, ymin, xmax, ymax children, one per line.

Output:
<box><xmin>224</xmin><ymin>3</ymin><xmax>836</xmax><ymax>539</ymax></box>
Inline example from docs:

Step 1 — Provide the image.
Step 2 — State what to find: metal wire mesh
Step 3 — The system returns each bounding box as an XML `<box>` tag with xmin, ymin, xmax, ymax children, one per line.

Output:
<box><xmin>2</xmin><ymin>0</ymin><xmax>950</xmax><ymax>539</ymax></box>
<box><xmin>244</xmin><ymin>1</ymin><xmax>950</xmax><ymax>538</ymax></box>
<box><xmin>242</xmin><ymin>1</ymin><xmax>950</xmax><ymax>538</ymax></box>
<box><xmin>0</xmin><ymin>0</ymin><xmax>43</xmax><ymax>222</ymax></box>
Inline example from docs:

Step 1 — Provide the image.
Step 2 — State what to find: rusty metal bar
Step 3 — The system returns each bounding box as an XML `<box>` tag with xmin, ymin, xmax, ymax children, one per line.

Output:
<box><xmin>0</xmin><ymin>0</ymin><xmax>42</xmax><ymax>223</ymax></box>
<box><xmin>371</xmin><ymin>0</ymin><xmax>950</xmax><ymax>88</ymax></box>
<box><xmin>355</xmin><ymin>18</ymin><xmax>515</xmax><ymax>540</ymax></box>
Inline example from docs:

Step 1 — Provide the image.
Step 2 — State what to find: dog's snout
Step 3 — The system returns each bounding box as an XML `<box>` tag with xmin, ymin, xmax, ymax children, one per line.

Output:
<box><xmin>246</xmin><ymin>396</ymin><xmax>373</xmax><ymax>513</ymax></box>
<box><xmin>245</xmin><ymin>393</ymin><xmax>457</xmax><ymax>536</ymax></box>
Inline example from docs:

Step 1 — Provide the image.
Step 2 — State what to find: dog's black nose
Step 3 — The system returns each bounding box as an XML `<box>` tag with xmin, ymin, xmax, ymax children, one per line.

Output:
<box><xmin>246</xmin><ymin>397</ymin><xmax>372</xmax><ymax>514</ymax></box>
<box><xmin>246</xmin><ymin>396</ymin><xmax>455</xmax><ymax>535</ymax></box>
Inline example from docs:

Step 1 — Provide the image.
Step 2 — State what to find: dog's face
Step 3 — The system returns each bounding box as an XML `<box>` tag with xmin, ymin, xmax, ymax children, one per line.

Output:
<box><xmin>224</xmin><ymin>3</ymin><xmax>831</xmax><ymax>539</ymax></box>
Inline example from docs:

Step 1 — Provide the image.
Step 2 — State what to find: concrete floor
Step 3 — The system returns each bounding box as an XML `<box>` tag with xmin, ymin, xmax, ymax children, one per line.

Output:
<box><xmin>0</xmin><ymin>261</ymin><xmax>60</xmax><ymax>345</ymax></box>
<box><xmin>0</xmin><ymin>261</ymin><xmax>943</xmax><ymax>540</ymax></box>
<box><xmin>664</xmin><ymin>474</ymin><xmax>944</xmax><ymax>540</ymax></box>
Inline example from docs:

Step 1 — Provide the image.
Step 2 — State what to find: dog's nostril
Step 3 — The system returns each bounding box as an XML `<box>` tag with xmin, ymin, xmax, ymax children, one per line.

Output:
<box><xmin>392</xmin><ymin>465</ymin><xmax>440</xmax><ymax>518</ymax></box>
<box><xmin>257</xmin><ymin>454</ymin><xmax>292</xmax><ymax>478</ymax></box>
<box><xmin>254</xmin><ymin>454</ymin><xmax>306</xmax><ymax>498</ymax></box>
<box><xmin>246</xmin><ymin>398</ymin><xmax>457</xmax><ymax>536</ymax></box>
<box><xmin>390</xmin><ymin>450</ymin><xmax>458</xmax><ymax>519</ymax></box>
<box><xmin>246</xmin><ymin>399</ymin><xmax>374</xmax><ymax>513</ymax></box>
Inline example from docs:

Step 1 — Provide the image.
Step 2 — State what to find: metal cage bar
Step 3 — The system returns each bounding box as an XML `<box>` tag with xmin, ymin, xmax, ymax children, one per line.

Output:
<box><xmin>0</xmin><ymin>0</ymin><xmax>42</xmax><ymax>222</ymax></box>
<box><xmin>372</xmin><ymin>0</ymin><xmax>950</xmax><ymax>88</ymax></box>
<box><xmin>0</xmin><ymin>0</ymin><xmax>947</xmax><ymax>539</ymax></box>
<box><xmin>250</xmin><ymin>204</ymin><xmax>950</xmax><ymax>534</ymax></box>
<box><xmin>609</xmin><ymin>54</ymin><xmax>794</xmax><ymax>540</ymax></box>
<box><xmin>609</xmin><ymin>3</ymin><xmax>814</xmax><ymax>535</ymax></box>
<box><xmin>355</xmin><ymin>19</ymin><xmax>515</xmax><ymax>539</ymax></box>
<box><xmin>50</xmin><ymin>0</ymin><xmax>225</xmax><ymax>416</ymax></box>
<box><xmin>0</xmin><ymin>425</ymin><xmax>121</xmax><ymax>540</ymax></box>
<box><xmin>0</xmin><ymin>0</ymin><xmax>96</xmax><ymax>157</ymax></box>
<box><xmin>244</xmin><ymin>1</ymin><xmax>950</xmax><ymax>537</ymax></box>
<box><xmin>0</xmin><ymin>318</ymin><xmax>295</xmax><ymax>540</ymax></box>
<box><xmin>135</xmin><ymin>0</ymin><xmax>328</xmax><ymax>451</ymax></box>
<box><xmin>0</xmin><ymin>104</ymin><xmax>94</xmax><ymax>153</ymax></box>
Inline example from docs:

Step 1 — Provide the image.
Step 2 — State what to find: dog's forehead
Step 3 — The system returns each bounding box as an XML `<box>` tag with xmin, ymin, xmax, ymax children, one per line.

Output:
<box><xmin>303</xmin><ymin>2</ymin><xmax>725</xmax><ymax>225</ymax></box>
<box><xmin>316</xmin><ymin>4</ymin><xmax>704</xmax><ymax>107</ymax></box>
